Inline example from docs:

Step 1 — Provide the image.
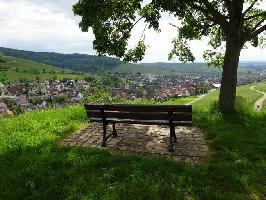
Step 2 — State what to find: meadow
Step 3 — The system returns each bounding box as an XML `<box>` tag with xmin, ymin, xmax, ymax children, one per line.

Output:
<box><xmin>255</xmin><ymin>82</ymin><xmax>266</xmax><ymax>93</ymax></box>
<box><xmin>0</xmin><ymin>85</ymin><xmax>265</xmax><ymax>199</ymax></box>
<box><xmin>193</xmin><ymin>85</ymin><xmax>263</xmax><ymax>111</ymax></box>
<box><xmin>0</xmin><ymin>56</ymin><xmax>85</xmax><ymax>81</ymax></box>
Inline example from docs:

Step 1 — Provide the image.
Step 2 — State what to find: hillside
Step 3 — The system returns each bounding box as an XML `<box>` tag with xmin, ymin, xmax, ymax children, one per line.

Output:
<box><xmin>0</xmin><ymin>55</ymin><xmax>85</xmax><ymax>81</ymax></box>
<box><xmin>2</xmin><ymin>47</ymin><xmax>265</xmax><ymax>75</ymax></box>
<box><xmin>0</xmin><ymin>47</ymin><xmax>124</xmax><ymax>73</ymax></box>
<box><xmin>109</xmin><ymin>61</ymin><xmax>266</xmax><ymax>74</ymax></box>
<box><xmin>0</xmin><ymin>85</ymin><xmax>265</xmax><ymax>199</ymax></box>
<box><xmin>109</xmin><ymin>63</ymin><xmax>168</xmax><ymax>74</ymax></box>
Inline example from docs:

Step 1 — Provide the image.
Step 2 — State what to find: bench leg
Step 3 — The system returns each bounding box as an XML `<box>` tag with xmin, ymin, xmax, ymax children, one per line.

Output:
<box><xmin>169</xmin><ymin>125</ymin><xmax>176</xmax><ymax>152</ymax></box>
<box><xmin>112</xmin><ymin>122</ymin><xmax>117</xmax><ymax>137</ymax></box>
<box><xmin>101</xmin><ymin>123</ymin><xmax>107</xmax><ymax>147</ymax></box>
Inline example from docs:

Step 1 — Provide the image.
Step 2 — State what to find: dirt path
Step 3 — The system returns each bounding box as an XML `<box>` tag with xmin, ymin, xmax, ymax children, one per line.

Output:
<box><xmin>250</xmin><ymin>85</ymin><xmax>266</xmax><ymax>112</ymax></box>
<box><xmin>186</xmin><ymin>89</ymin><xmax>217</xmax><ymax>105</ymax></box>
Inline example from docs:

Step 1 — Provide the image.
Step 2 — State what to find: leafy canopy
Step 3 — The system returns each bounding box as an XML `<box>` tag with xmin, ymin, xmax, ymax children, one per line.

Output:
<box><xmin>73</xmin><ymin>0</ymin><xmax>266</xmax><ymax>66</ymax></box>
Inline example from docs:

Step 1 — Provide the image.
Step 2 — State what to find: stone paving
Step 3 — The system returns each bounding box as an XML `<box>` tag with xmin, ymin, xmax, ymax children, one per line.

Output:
<box><xmin>61</xmin><ymin>123</ymin><xmax>210</xmax><ymax>164</ymax></box>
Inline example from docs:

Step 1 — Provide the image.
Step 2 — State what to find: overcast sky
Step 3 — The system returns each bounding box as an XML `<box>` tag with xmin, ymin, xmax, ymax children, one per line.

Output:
<box><xmin>0</xmin><ymin>0</ymin><xmax>265</xmax><ymax>62</ymax></box>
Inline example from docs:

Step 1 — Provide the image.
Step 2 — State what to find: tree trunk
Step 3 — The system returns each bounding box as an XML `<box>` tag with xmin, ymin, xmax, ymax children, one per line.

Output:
<box><xmin>219</xmin><ymin>1</ymin><xmax>244</xmax><ymax>114</ymax></box>
<box><xmin>219</xmin><ymin>32</ymin><xmax>243</xmax><ymax>114</ymax></box>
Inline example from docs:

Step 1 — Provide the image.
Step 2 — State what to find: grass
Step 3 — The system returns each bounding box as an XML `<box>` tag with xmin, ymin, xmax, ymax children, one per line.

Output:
<box><xmin>193</xmin><ymin>86</ymin><xmax>263</xmax><ymax>111</ymax></box>
<box><xmin>109</xmin><ymin>63</ymin><xmax>252</xmax><ymax>74</ymax></box>
<box><xmin>262</xmin><ymin>101</ymin><xmax>266</xmax><ymax>112</ymax></box>
<box><xmin>125</xmin><ymin>96</ymin><xmax>197</xmax><ymax>105</ymax></box>
<box><xmin>0</xmin><ymin>55</ymin><xmax>85</xmax><ymax>81</ymax></box>
<box><xmin>255</xmin><ymin>82</ymin><xmax>266</xmax><ymax>93</ymax></box>
<box><xmin>161</xmin><ymin>96</ymin><xmax>197</xmax><ymax>105</ymax></box>
<box><xmin>109</xmin><ymin>63</ymin><xmax>168</xmax><ymax>74</ymax></box>
<box><xmin>0</xmin><ymin>86</ymin><xmax>266</xmax><ymax>199</ymax></box>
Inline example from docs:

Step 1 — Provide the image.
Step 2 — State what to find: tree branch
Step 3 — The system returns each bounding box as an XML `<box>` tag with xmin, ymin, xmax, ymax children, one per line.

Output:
<box><xmin>133</xmin><ymin>17</ymin><xmax>143</xmax><ymax>27</ymax></box>
<box><xmin>245</xmin><ymin>11</ymin><xmax>266</xmax><ymax>20</ymax></box>
<box><xmin>251</xmin><ymin>18</ymin><xmax>266</xmax><ymax>32</ymax></box>
<box><xmin>242</xmin><ymin>0</ymin><xmax>259</xmax><ymax>17</ymax></box>
<box><xmin>223</xmin><ymin>0</ymin><xmax>232</xmax><ymax>13</ymax></box>
<box><xmin>249</xmin><ymin>23</ymin><xmax>266</xmax><ymax>40</ymax></box>
<box><xmin>190</xmin><ymin>1</ymin><xmax>228</xmax><ymax>32</ymax></box>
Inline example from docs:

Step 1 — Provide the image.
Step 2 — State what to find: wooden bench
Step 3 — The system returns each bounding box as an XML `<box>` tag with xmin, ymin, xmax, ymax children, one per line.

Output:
<box><xmin>84</xmin><ymin>104</ymin><xmax>192</xmax><ymax>152</ymax></box>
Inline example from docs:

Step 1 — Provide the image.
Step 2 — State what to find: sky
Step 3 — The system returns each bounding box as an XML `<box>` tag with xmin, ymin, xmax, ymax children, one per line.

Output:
<box><xmin>0</xmin><ymin>0</ymin><xmax>265</xmax><ymax>63</ymax></box>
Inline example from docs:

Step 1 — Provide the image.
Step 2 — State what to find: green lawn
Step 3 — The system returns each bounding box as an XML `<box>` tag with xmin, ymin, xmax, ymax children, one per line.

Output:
<box><xmin>1</xmin><ymin>92</ymin><xmax>266</xmax><ymax>199</ymax></box>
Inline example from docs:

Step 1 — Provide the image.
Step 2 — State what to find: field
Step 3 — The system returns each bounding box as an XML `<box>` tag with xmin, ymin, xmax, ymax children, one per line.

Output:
<box><xmin>193</xmin><ymin>85</ymin><xmax>263</xmax><ymax>111</ymax></box>
<box><xmin>109</xmin><ymin>63</ymin><xmax>168</xmax><ymax>74</ymax></box>
<box><xmin>255</xmin><ymin>82</ymin><xmax>266</xmax><ymax>93</ymax></box>
<box><xmin>0</xmin><ymin>55</ymin><xmax>85</xmax><ymax>81</ymax></box>
<box><xmin>123</xmin><ymin>96</ymin><xmax>197</xmax><ymax>105</ymax></box>
<box><xmin>0</xmin><ymin>85</ymin><xmax>266</xmax><ymax>199</ymax></box>
<box><xmin>108</xmin><ymin>62</ymin><xmax>258</xmax><ymax>74</ymax></box>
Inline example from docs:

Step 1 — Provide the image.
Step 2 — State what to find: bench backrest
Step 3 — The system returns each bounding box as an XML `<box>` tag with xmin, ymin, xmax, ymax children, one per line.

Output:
<box><xmin>84</xmin><ymin>104</ymin><xmax>192</xmax><ymax>125</ymax></box>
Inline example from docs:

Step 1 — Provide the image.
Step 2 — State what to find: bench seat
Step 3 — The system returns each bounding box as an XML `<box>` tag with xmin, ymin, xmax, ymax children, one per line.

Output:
<box><xmin>84</xmin><ymin>103</ymin><xmax>192</xmax><ymax>152</ymax></box>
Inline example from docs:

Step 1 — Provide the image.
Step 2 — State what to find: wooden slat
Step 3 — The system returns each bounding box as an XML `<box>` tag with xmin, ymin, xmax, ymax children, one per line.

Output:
<box><xmin>87</xmin><ymin>111</ymin><xmax>192</xmax><ymax>121</ymax></box>
<box><xmin>90</xmin><ymin>118</ymin><xmax>192</xmax><ymax>126</ymax></box>
<box><xmin>173</xmin><ymin>113</ymin><xmax>192</xmax><ymax>121</ymax></box>
<box><xmin>84</xmin><ymin>103</ymin><xmax>192</xmax><ymax>113</ymax></box>
<box><xmin>87</xmin><ymin>111</ymin><xmax>168</xmax><ymax>121</ymax></box>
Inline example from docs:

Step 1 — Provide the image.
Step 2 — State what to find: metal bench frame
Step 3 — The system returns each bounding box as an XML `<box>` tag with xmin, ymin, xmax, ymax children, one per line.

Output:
<box><xmin>84</xmin><ymin>104</ymin><xmax>192</xmax><ymax>152</ymax></box>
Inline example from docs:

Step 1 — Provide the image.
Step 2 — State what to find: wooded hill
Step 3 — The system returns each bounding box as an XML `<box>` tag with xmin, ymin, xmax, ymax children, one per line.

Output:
<box><xmin>1</xmin><ymin>47</ymin><xmax>265</xmax><ymax>74</ymax></box>
<box><xmin>0</xmin><ymin>47</ymin><xmax>123</xmax><ymax>73</ymax></box>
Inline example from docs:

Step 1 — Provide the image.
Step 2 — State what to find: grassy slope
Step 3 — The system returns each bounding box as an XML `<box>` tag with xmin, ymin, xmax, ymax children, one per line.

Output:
<box><xmin>110</xmin><ymin>63</ymin><xmax>253</xmax><ymax>74</ymax></box>
<box><xmin>109</xmin><ymin>63</ymin><xmax>168</xmax><ymax>74</ymax></box>
<box><xmin>110</xmin><ymin>63</ymin><xmax>220</xmax><ymax>74</ymax></box>
<box><xmin>123</xmin><ymin>96</ymin><xmax>197</xmax><ymax>105</ymax></box>
<box><xmin>0</xmin><ymin>87</ymin><xmax>266</xmax><ymax>199</ymax></box>
<box><xmin>193</xmin><ymin>85</ymin><xmax>263</xmax><ymax>111</ymax></box>
<box><xmin>263</xmin><ymin>101</ymin><xmax>266</xmax><ymax>112</ymax></box>
<box><xmin>0</xmin><ymin>56</ymin><xmax>85</xmax><ymax>81</ymax></box>
<box><xmin>255</xmin><ymin>82</ymin><xmax>266</xmax><ymax>110</ymax></box>
<box><xmin>255</xmin><ymin>82</ymin><xmax>266</xmax><ymax>93</ymax></box>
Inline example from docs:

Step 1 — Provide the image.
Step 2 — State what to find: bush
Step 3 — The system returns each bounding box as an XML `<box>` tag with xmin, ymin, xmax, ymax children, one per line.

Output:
<box><xmin>235</xmin><ymin>96</ymin><xmax>251</xmax><ymax>113</ymax></box>
<box><xmin>208</xmin><ymin>96</ymin><xmax>251</xmax><ymax>115</ymax></box>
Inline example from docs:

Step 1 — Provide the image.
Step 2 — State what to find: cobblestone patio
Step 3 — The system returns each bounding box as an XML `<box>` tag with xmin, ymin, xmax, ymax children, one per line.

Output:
<box><xmin>61</xmin><ymin>123</ymin><xmax>209</xmax><ymax>164</ymax></box>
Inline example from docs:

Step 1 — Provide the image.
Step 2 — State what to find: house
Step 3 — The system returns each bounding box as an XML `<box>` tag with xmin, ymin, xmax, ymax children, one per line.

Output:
<box><xmin>0</xmin><ymin>102</ymin><xmax>13</xmax><ymax>116</ymax></box>
<box><xmin>37</xmin><ymin>101</ymin><xmax>47</xmax><ymax>109</ymax></box>
<box><xmin>213</xmin><ymin>84</ymin><xmax>221</xmax><ymax>88</ymax></box>
<box><xmin>16</xmin><ymin>96</ymin><xmax>27</xmax><ymax>106</ymax></box>
<box><xmin>0</xmin><ymin>82</ymin><xmax>5</xmax><ymax>89</ymax></box>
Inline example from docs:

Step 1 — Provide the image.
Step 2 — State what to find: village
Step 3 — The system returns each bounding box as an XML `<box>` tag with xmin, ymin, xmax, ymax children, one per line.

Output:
<box><xmin>1</xmin><ymin>70</ymin><xmax>266</xmax><ymax>116</ymax></box>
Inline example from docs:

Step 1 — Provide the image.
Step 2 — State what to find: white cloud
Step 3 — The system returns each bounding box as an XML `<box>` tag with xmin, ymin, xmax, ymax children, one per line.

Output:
<box><xmin>0</xmin><ymin>0</ymin><xmax>265</xmax><ymax>62</ymax></box>
<box><xmin>0</xmin><ymin>0</ymin><xmax>94</xmax><ymax>54</ymax></box>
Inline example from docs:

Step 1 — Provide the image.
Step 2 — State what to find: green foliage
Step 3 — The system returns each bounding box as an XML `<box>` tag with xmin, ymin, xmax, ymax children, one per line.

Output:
<box><xmin>73</xmin><ymin>0</ymin><xmax>265</xmax><ymax>65</ymax></box>
<box><xmin>0</xmin><ymin>56</ymin><xmax>7</xmax><ymax>63</ymax></box>
<box><xmin>124</xmin><ymin>41</ymin><xmax>147</xmax><ymax>63</ymax></box>
<box><xmin>168</xmin><ymin>37</ymin><xmax>195</xmax><ymax>62</ymax></box>
<box><xmin>234</xmin><ymin>96</ymin><xmax>251</xmax><ymax>113</ymax></box>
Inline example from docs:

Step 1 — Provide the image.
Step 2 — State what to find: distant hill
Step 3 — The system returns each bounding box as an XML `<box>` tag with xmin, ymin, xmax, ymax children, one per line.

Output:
<box><xmin>0</xmin><ymin>47</ymin><xmax>124</xmax><ymax>73</ymax></box>
<box><xmin>0</xmin><ymin>55</ymin><xmax>85</xmax><ymax>82</ymax></box>
<box><xmin>139</xmin><ymin>62</ymin><xmax>221</xmax><ymax>73</ymax></box>
<box><xmin>110</xmin><ymin>62</ymin><xmax>261</xmax><ymax>74</ymax></box>
<box><xmin>1</xmin><ymin>47</ymin><xmax>265</xmax><ymax>75</ymax></box>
